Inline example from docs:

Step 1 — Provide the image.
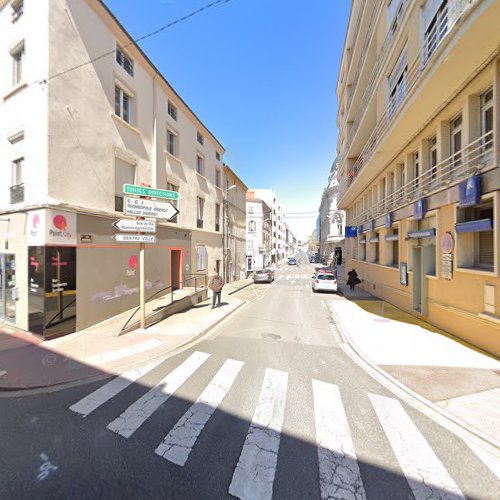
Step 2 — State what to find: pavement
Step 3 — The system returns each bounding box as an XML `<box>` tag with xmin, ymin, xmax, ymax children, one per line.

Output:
<box><xmin>0</xmin><ymin>278</ymin><xmax>253</xmax><ymax>391</ymax></box>
<box><xmin>330</xmin><ymin>272</ymin><xmax>500</xmax><ymax>446</ymax></box>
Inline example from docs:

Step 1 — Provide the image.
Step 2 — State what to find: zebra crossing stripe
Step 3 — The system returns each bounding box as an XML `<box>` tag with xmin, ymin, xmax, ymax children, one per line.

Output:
<box><xmin>369</xmin><ymin>394</ymin><xmax>465</xmax><ymax>500</ymax></box>
<box><xmin>155</xmin><ymin>358</ymin><xmax>244</xmax><ymax>466</ymax></box>
<box><xmin>312</xmin><ymin>380</ymin><xmax>367</xmax><ymax>500</ymax></box>
<box><xmin>286</xmin><ymin>274</ymin><xmax>291</xmax><ymax>280</ymax></box>
<box><xmin>229</xmin><ymin>368</ymin><xmax>288</xmax><ymax>500</ymax></box>
<box><xmin>69</xmin><ymin>359</ymin><xmax>164</xmax><ymax>417</ymax></box>
<box><xmin>107</xmin><ymin>351</ymin><xmax>210</xmax><ymax>438</ymax></box>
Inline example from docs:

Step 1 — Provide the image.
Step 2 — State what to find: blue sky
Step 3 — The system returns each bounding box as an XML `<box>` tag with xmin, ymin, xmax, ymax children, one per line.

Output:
<box><xmin>105</xmin><ymin>0</ymin><xmax>351</xmax><ymax>239</ymax></box>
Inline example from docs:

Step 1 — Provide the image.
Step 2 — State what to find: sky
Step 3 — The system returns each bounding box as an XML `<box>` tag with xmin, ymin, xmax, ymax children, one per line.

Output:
<box><xmin>105</xmin><ymin>0</ymin><xmax>351</xmax><ymax>240</ymax></box>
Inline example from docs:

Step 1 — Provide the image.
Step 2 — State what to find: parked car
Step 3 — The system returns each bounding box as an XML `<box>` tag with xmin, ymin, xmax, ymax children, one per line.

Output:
<box><xmin>288</xmin><ymin>258</ymin><xmax>297</xmax><ymax>265</ymax></box>
<box><xmin>309</xmin><ymin>256</ymin><xmax>318</xmax><ymax>263</ymax></box>
<box><xmin>253</xmin><ymin>269</ymin><xmax>274</xmax><ymax>283</ymax></box>
<box><xmin>311</xmin><ymin>272</ymin><xmax>338</xmax><ymax>293</ymax></box>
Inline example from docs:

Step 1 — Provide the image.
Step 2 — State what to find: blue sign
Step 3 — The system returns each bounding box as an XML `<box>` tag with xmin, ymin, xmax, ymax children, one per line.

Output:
<box><xmin>386</xmin><ymin>212</ymin><xmax>393</xmax><ymax>228</ymax></box>
<box><xmin>455</xmin><ymin>218</ymin><xmax>493</xmax><ymax>233</ymax></box>
<box><xmin>407</xmin><ymin>229</ymin><xmax>436</xmax><ymax>239</ymax></box>
<box><xmin>366</xmin><ymin>220</ymin><xmax>374</xmax><ymax>232</ymax></box>
<box><xmin>413</xmin><ymin>199</ymin><xmax>426</xmax><ymax>220</ymax></box>
<box><xmin>345</xmin><ymin>226</ymin><xmax>357</xmax><ymax>238</ymax></box>
<box><xmin>358</xmin><ymin>225</ymin><xmax>364</xmax><ymax>235</ymax></box>
<box><xmin>459</xmin><ymin>176</ymin><xmax>481</xmax><ymax>208</ymax></box>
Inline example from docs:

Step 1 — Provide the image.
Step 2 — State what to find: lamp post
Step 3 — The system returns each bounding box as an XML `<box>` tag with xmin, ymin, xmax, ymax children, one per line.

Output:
<box><xmin>223</xmin><ymin>184</ymin><xmax>237</xmax><ymax>284</ymax></box>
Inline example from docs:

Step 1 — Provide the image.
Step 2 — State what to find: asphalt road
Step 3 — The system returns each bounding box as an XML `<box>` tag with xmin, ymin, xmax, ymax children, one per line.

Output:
<box><xmin>1</xmin><ymin>251</ymin><xmax>499</xmax><ymax>499</ymax></box>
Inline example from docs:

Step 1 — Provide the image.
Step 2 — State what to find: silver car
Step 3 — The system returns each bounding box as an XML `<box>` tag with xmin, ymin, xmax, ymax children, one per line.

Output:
<box><xmin>253</xmin><ymin>269</ymin><xmax>274</xmax><ymax>283</ymax></box>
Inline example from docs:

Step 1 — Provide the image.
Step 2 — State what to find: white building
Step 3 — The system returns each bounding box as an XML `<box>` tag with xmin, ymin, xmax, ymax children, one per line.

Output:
<box><xmin>319</xmin><ymin>160</ymin><xmax>345</xmax><ymax>265</ymax></box>
<box><xmin>245</xmin><ymin>196</ymin><xmax>272</xmax><ymax>272</ymax></box>
<box><xmin>0</xmin><ymin>0</ymin><xmax>227</xmax><ymax>337</ymax></box>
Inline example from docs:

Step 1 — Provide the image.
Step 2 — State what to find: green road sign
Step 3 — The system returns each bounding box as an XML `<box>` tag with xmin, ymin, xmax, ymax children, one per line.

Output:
<box><xmin>123</xmin><ymin>184</ymin><xmax>180</xmax><ymax>200</ymax></box>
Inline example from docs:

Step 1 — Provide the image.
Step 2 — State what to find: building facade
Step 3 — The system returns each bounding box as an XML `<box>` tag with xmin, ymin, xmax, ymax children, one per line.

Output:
<box><xmin>0</xmin><ymin>0</ymin><xmax>227</xmax><ymax>337</ymax></box>
<box><xmin>336</xmin><ymin>0</ymin><xmax>500</xmax><ymax>355</ymax></box>
<box><xmin>223</xmin><ymin>165</ymin><xmax>248</xmax><ymax>282</ymax></box>
<box><xmin>318</xmin><ymin>159</ymin><xmax>346</xmax><ymax>265</ymax></box>
<box><xmin>245</xmin><ymin>197</ymin><xmax>272</xmax><ymax>272</ymax></box>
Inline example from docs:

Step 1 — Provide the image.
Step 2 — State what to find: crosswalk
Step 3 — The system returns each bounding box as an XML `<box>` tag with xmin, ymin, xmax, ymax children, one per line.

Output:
<box><xmin>69</xmin><ymin>351</ymin><xmax>499</xmax><ymax>499</ymax></box>
<box><xmin>277</xmin><ymin>274</ymin><xmax>312</xmax><ymax>281</ymax></box>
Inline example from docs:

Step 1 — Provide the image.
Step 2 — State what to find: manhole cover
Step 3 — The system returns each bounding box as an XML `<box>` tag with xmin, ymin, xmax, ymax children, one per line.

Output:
<box><xmin>261</xmin><ymin>333</ymin><xmax>281</xmax><ymax>341</ymax></box>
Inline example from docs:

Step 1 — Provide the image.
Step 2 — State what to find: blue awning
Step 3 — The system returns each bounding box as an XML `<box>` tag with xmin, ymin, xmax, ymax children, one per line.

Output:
<box><xmin>455</xmin><ymin>218</ymin><xmax>493</xmax><ymax>233</ymax></box>
<box><xmin>407</xmin><ymin>229</ymin><xmax>436</xmax><ymax>239</ymax></box>
<box><xmin>385</xmin><ymin>234</ymin><xmax>399</xmax><ymax>241</ymax></box>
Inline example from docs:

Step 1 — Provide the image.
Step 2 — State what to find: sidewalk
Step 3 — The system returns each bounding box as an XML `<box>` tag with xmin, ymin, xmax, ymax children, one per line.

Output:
<box><xmin>329</xmin><ymin>290</ymin><xmax>500</xmax><ymax>445</ymax></box>
<box><xmin>0</xmin><ymin>281</ymin><xmax>250</xmax><ymax>391</ymax></box>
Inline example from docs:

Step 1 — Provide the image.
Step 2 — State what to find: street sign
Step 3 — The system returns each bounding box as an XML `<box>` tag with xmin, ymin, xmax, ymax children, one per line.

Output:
<box><xmin>124</xmin><ymin>197</ymin><xmax>179</xmax><ymax>220</ymax></box>
<box><xmin>112</xmin><ymin>219</ymin><xmax>157</xmax><ymax>233</ymax></box>
<box><xmin>113</xmin><ymin>234</ymin><xmax>156</xmax><ymax>243</ymax></box>
<box><xmin>123</xmin><ymin>184</ymin><xmax>180</xmax><ymax>200</ymax></box>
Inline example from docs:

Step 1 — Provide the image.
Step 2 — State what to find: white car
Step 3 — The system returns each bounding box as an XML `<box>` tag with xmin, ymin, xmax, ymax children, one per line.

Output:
<box><xmin>311</xmin><ymin>272</ymin><xmax>338</xmax><ymax>293</ymax></box>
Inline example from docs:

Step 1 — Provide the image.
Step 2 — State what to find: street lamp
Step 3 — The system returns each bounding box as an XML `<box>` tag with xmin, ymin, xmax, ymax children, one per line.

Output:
<box><xmin>223</xmin><ymin>184</ymin><xmax>237</xmax><ymax>283</ymax></box>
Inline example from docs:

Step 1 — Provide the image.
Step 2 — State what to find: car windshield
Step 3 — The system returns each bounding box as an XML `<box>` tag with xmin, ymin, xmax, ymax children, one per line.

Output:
<box><xmin>255</xmin><ymin>270</ymin><xmax>267</xmax><ymax>274</ymax></box>
<box><xmin>317</xmin><ymin>274</ymin><xmax>336</xmax><ymax>280</ymax></box>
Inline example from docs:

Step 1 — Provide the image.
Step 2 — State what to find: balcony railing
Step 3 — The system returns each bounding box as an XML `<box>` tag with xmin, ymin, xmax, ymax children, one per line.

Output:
<box><xmin>10</xmin><ymin>183</ymin><xmax>24</xmax><ymax>204</ymax></box>
<box><xmin>349</xmin><ymin>131</ymin><xmax>494</xmax><ymax>227</ymax></box>
<box><xmin>340</xmin><ymin>0</ymin><xmax>476</xmax><ymax>200</ymax></box>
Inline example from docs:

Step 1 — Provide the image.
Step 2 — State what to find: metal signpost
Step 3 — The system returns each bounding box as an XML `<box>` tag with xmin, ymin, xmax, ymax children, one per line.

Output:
<box><xmin>113</xmin><ymin>185</ymin><xmax>180</xmax><ymax>330</ymax></box>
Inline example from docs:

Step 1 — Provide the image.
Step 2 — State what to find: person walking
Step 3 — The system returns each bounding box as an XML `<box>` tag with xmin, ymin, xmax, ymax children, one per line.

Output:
<box><xmin>209</xmin><ymin>270</ymin><xmax>224</xmax><ymax>308</ymax></box>
<box><xmin>347</xmin><ymin>268</ymin><xmax>360</xmax><ymax>291</ymax></box>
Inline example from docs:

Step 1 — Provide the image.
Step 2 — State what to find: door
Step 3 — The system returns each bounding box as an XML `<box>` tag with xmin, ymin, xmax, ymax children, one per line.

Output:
<box><xmin>412</xmin><ymin>247</ymin><xmax>429</xmax><ymax>315</ymax></box>
<box><xmin>171</xmin><ymin>250</ymin><xmax>181</xmax><ymax>291</ymax></box>
<box><xmin>0</xmin><ymin>254</ymin><xmax>16</xmax><ymax>322</ymax></box>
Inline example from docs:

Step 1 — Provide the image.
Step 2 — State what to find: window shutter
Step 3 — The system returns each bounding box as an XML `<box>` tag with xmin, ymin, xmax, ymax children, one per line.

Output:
<box><xmin>422</xmin><ymin>0</ymin><xmax>444</xmax><ymax>32</ymax></box>
<box><xmin>479</xmin><ymin>231</ymin><xmax>494</xmax><ymax>267</ymax></box>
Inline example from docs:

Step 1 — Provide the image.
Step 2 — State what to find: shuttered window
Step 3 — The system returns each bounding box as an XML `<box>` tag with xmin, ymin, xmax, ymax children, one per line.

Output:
<box><xmin>478</xmin><ymin>230</ymin><xmax>494</xmax><ymax>269</ymax></box>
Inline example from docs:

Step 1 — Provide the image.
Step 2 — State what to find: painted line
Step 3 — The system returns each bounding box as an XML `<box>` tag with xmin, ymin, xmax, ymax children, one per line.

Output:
<box><xmin>229</xmin><ymin>368</ymin><xmax>288</xmax><ymax>500</ymax></box>
<box><xmin>107</xmin><ymin>351</ymin><xmax>210</xmax><ymax>438</ymax></box>
<box><xmin>286</xmin><ymin>275</ymin><xmax>291</xmax><ymax>280</ymax></box>
<box><xmin>277</xmin><ymin>276</ymin><xmax>283</xmax><ymax>281</ymax></box>
<box><xmin>155</xmin><ymin>358</ymin><xmax>244</xmax><ymax>465</ymax></box>
<box><xmin>312</xmin><ymin>380</ymin><xmax>366</xmax><ymax>500</ymax></box>
<box><xmin>369</xmin><ymin>394</ymin><xmax>465</xmax><ymax>500</ymax></box>
<box><xmin>85</xmin><ymin>338</ymin><xmax>163</xmax><ymax>365</ymax></box>
<box><xmin>70</xmin><ymin>359</ymin><xmax>165</xmax><ymax>417</ymax></box>
<box><xmin>304</xmin><ymin>283</ymin><xmax>309</xmax><ymax>288</ymax></box>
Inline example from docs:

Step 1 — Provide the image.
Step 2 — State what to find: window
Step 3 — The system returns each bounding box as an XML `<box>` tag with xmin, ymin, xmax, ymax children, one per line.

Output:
<box><xmin>450</xmin><ymin>114</ymin><xmax>462</xmax><ymax>170</ymax></box>
<box><xmin>248</xmin><ymin>206</ymin><xmax>254</xmax><ymax>213</ymax></box>
<box><xmin>11</xmin><ymin>157</ymin><xmax>23</xmax><ymax>186</ymax></box>
<box><xmin>114</xmin><ymin>158</ymin><xmax>136</xmax><ymax>212</ymax></box>
<box><xmin>215</xmin><ymin>203</ymin><xmax>221</xmax><ymax>232</ymax></box>
<box><xmin>248</xmin><ymin>220</ymin><xmax>256</xmax><ymax>233</ymax></box>
<box><xmin>481</xmin><ymin>88</ymin><xmax>493</xmax><ymax>152</ymax></box>
<box><xmin>372</xmin><ymin>232</ymin><xmax>380</xmax><ymax>264</ymax></box>
<box><xmin>216</xmin><ymin>151</ymin><xmax>221</xmax><ymax>161</ymax></box>
<box><xmin>11</xmin><ymin>0</ymin><xmax>23</xmax><ymax>22</ymax></box>
<box><xmin>168</xmin><ymin>101</ymin><xmax>178</xmax><ymax>121</ymax></box>
<box><xmin>388</xmin><ymin>0</ymin><xmax>404</xmax><ymax>38</ymax></box>
<box><xmin>196</xmin><ymin>155</ymin><xmax>205</xmax><ymax>176</ymax></box>
<box><xmin>399</xmin><ymin>164</ymin><xmax>406</xmax><ymax>189</ymax></box>
<box><xmin>413</xmin><ymin>151</ymin><xmax>420</xmax><ymax>191</ymax></box>
<box><xmin>11</xmin><ymin>42</ymin><xmax>24</xmax><ymax>86</ymax></box>
<box><xmin>247</xmin><ymin>240</ymin><xmax>254</xmax><ymax>250</ymax></box>
<box><xmin>116</xmin><ymin>47</ymin><xmax>134</xmax><ymax>76</ymax></box>
<box><xmin>215</xmin><ymin>169</ymin><xmax>221</xmax><ymax>188</ymax></box>
<box><xmin>197</xmin><ymin>132</ymin><xmax>204</xmax><ymax>145</ymax></box>
<box><xmin>424</xmin><ymin>0</ymin><xmax>448</xmax><ymax>63</ymax></box>
<box><xmin>196</xmin><ymin>245</ymin><xmax>207</xmax><ymax>271</ymax></box>
<box><xmin>428</xmin><ymin>136</ymin><xmax>437</xmax><ymax>181</ymax></box>
<box><xmin>197</xmin><ymin>197</ymin><xmax>204</xmax><ymax>228</ymax></box>
<box><xmin>115</xmin><ymin>85</ymin><xmax>133</xmax><ymax>124</ymax></box>
<box><xmin>167</xmin><ymin>130</ymin><xmax>178</xmax><ymax>156</ymax></box>
<box><xmin>166</xmin><ymin>182</ymin><xmax>178</xmax><ymax>223</ymax></box>
<box><xmin>388</xmin><ymin>48</ymin><xmax>408</xmax><ymax>118</ymax></box>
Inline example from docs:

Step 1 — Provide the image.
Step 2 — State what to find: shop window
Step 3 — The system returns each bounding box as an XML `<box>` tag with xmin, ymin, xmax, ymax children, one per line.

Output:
<box><xmin>359</xmin><ymin>237</ymin><xmax>366</xmax><ymax>261</ymax></box>
<box><xmin>371</xmin><ymin>232</ymin><xmax>380</xmax><ymax>264</ymax></box>
<box><xmin>385</xmin><ymin>228</ymin><xmax>399</xmax><ymax>267</ymax></box>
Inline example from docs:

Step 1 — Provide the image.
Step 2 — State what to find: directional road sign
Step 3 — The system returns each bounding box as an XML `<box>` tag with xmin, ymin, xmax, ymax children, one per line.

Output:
<box><xmin>113</xmin><ymin>234</ymin><xmax>156</xmax><ymax>243</ymax></box>
<box><xmin>112</xmin><ymin>219</ymin><xmax>157</xmax><ymax>233</ymax></box>
<box><xmin>123</xmin><ymin>184</ymin><xmax>180</xmax><ymax>200</ymax></box>
<box><xmin>124</xmin><ymin>197</ymin><xmax>179</xmax><ymax>220</ymax></box>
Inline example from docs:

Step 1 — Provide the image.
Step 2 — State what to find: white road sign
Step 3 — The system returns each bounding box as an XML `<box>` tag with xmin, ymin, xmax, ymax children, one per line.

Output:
<box><xmin>124</xmin><ymin>197</ymin><xmax>179</xmax><ymax>221</ymax></box>
<box><xmin>112</xmin><ymin>219</ymin><xmax>157</xmax><ymax>233</ymax></box>
<box><xmin>113</xmin><ymin>234</ymin><xmax>156</xmax><ymax>243</ymax></box>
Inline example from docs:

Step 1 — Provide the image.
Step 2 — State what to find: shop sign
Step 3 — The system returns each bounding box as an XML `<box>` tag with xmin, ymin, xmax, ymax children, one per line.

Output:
<box><xmin>440</xmin><ymin>232</ymin><xmax>454</xmax><ymax>254</ymax></box>
<box><xmin>400</xmin><ymin>262</ymin><xmax>408</xmax><ymax>286</ymax></box>
<box><xmin>407</xmin><ymin>229</ymin><xmax>436</xmax><ymax>239</ymax></box>
<box><xmin>345</xmin><ymin>226</ymin><xmax>357</xmax><ymax>238</ymax></box>
<box><xmin>386</xmin><ymin>212</ymin><xmax>393</xmax><ymax>228</ymax></box>
<box><xmin>442</xmin><ymin>253</ymin><xmax>453</xmax><ymax>280</ymax></box>
<box><xmin>358</xmin><ymin>225</ymin><xmax>364</xmax><ymax>235</ymax></box>
<box><xmin>80</xmin><ymin>234</ymin><xmax>93</xmax><ymax>244</ymax></box>
<box><xmin>27</xmin><ymin>209</ymin><xmax>76</xmax><ymax>246</ymax></box>
<box><xmin>459</xmin><ymin>176</ymin><xmax>480</xmax><ymax>208</ymax></box>
<box><xmin>413</xmin><ymin>199</ymin><xmax>426</xmax><ymax>220</ymax></box>
<box><xmin>366</xmin><ymin>220</ymin><xmax>374</xmax><ymax>232</ymax></box>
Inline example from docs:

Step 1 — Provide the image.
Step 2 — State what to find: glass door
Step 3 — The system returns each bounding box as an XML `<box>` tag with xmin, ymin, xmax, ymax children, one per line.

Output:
<box><xmin>0</xmin><ymin>254</ymin><xmax>16</xmax><ymax>322</ymax></box>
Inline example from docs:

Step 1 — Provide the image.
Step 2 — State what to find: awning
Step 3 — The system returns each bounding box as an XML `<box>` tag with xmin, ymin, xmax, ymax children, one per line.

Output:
<box><xmin>407</xmin><ymin>229</ymin><xmax>436</xmax><ymax>239</ymax></box>
<box><xmin>455</xmin><ymin>218</ymin><xmax>493</xmax><ymax>233</ymax></box>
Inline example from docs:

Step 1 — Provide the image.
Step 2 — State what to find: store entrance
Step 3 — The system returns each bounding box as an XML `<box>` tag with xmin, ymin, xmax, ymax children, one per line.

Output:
<box><xmin>0</xmin><ymin>254</ymin><xmax>16</xmax><ymax>322</ymax></box>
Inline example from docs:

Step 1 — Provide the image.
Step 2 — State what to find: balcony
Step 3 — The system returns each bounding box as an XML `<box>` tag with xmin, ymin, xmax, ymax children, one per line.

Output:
<box><xmin>349</xmin><ymin>131</ymin><xmax>494</xmax><ymax>227</ymax></box>
<box><xmin>340</xmin><ymin>0</ymin><xmax>479</xmax><ymax>202</ymax></box>
<box><xmin>10</xmin><ymin>183</ymin><xmax>24</xmax><ymax>204</ymax></box>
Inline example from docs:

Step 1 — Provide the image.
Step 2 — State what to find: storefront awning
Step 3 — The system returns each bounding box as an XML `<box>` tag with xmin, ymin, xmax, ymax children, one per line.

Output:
<box><xmin>455</xmin><ymin>218</ymin><xmax>493</xmax><ymax>233</ymax></box>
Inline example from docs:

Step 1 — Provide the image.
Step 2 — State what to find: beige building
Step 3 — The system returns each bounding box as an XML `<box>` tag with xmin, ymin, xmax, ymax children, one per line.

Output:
<box><xmin>223</xmin><ymin>165</ymin><xmax>248</xmax><ymax>282</ymax></box>
<box><xmin>337</xmin><ymin>0</ymin><xmax>500</xmax><ymax>356</ymax></box>
<box><xmin>0</xmin><ymin>0</ymin><xmax>227</xmax><ymax>338</ymax></box>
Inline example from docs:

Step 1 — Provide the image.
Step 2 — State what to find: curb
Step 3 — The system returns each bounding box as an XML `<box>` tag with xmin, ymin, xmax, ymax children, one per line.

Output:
<box><xmin>0</xmin><ymin>300</ymin><xmax>247</xmax><ymax>394</ymax></box>
<box><xmin>327</xmin><ymin>300</ymin><xmax>500</xmax><ymax>451</ymax></box>
<box><xmin>227</xmin><ymin>281</ymin><xmax>254</xmax><ymax>295</ymax></box>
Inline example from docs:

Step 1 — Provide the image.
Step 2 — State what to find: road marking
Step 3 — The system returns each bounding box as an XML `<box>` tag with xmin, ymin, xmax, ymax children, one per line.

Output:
<box><xmin>107</xmin><ymin>351</ymin><xmax>210</xmax><ymax>438</ymax></box>
<box><xmin>286</xmin><ymin>274</ymin><xmax>291</xmax><ymax>280</ymax></box>
<box><xmin>155</xmin><ymin>358</ymin><xmax>244</xmax><ymax>466</ymax></box>
<box><xmin>321</xmin><ymin>300</ymin><xmax>327</xmax><ymax>309</ymax></box>
<box><xmin>277</xmin><ymin>276</ymin><xmax>283</xmax><ymax>281</ymax></box>
<box><xmin>85</xmin><ymin>338</ymin><xmax>163</xmax><ymax>365</ymax></box>
<box><xmin>229</xmin><ymin>368</ymin><xmax>288</xmax><ymax>500</ymax></box>
<box><xmin>37</xmin><ymin>453</ymin><xmax>58</xmax><ymax>481</ymax></box>
<box><xmin>304</xmin><ymin>283</ymin><xmax>309</xmax><ymax>288</ymax></box>
<box><xmin>69</xmin><ymin>359</ymin><xmax>164</xmax><ymax>417</ymax></box>
<box><xmin>312</xmin><ymin>380</ymin><xmax>366</xmax><ymax>500</ymax></box>
<box><xmin>369</xmin><ymin>394</ymin><xmax>465</xmax><ymax>500</ymax></box>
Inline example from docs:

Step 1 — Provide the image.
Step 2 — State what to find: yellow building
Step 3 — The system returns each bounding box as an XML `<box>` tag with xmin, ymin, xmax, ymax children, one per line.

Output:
<box><xmin>336</xmin><ymin>0</ymin><xmax>500</xmax><ymax>356</ymax></box>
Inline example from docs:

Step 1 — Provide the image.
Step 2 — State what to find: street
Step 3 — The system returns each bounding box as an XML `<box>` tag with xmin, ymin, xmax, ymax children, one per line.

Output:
<box><xmin>1</xmin><ymin>253</ymin><xmax>498</xmax><ymax>500</ymax></box>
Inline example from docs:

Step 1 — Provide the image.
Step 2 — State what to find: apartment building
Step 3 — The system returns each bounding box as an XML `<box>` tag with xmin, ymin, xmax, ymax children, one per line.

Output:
<box><xmin>223</xmin><ymin>165</ymin><xmax>248</xmax><ymax>282</ymax></box>
<box><xmin>318</xmin><ymin>159</ymin><xmax>346</xmax><ymax>265</ymax></box>
<box><xmin>245</xmin><ymin>196</ymin><xmax>272</xmax><ymax>272</ymax></box>
<box><xmin>0</xmin><ymin>0</ymin><xmax>226</xmax><ymax>338</ymax></box>
<box><xmin>284</xmin><ymin>224</ymin><xmax>297</xmax><ymax>257</ymax></box>
<box><xmin>249</xmin><ymin>189</ymin><xmax>286</xmax><ymax>264</ymax></box>
<box><xmin>336</xmin><ymin>0</ymin><xmax>500</xmax><ymax>355</ymax></box>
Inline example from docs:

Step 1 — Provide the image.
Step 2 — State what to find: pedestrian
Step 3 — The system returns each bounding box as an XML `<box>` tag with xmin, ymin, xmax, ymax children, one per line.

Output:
<box><xmin>347</xmin><ymin>268</ymin><xmax>361</xmax><ymax>291</ymax></box>
<box><xmin>209</xmin><ymin>269</ymin><xmax>224</xmax><ymax>308</ymax></box>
